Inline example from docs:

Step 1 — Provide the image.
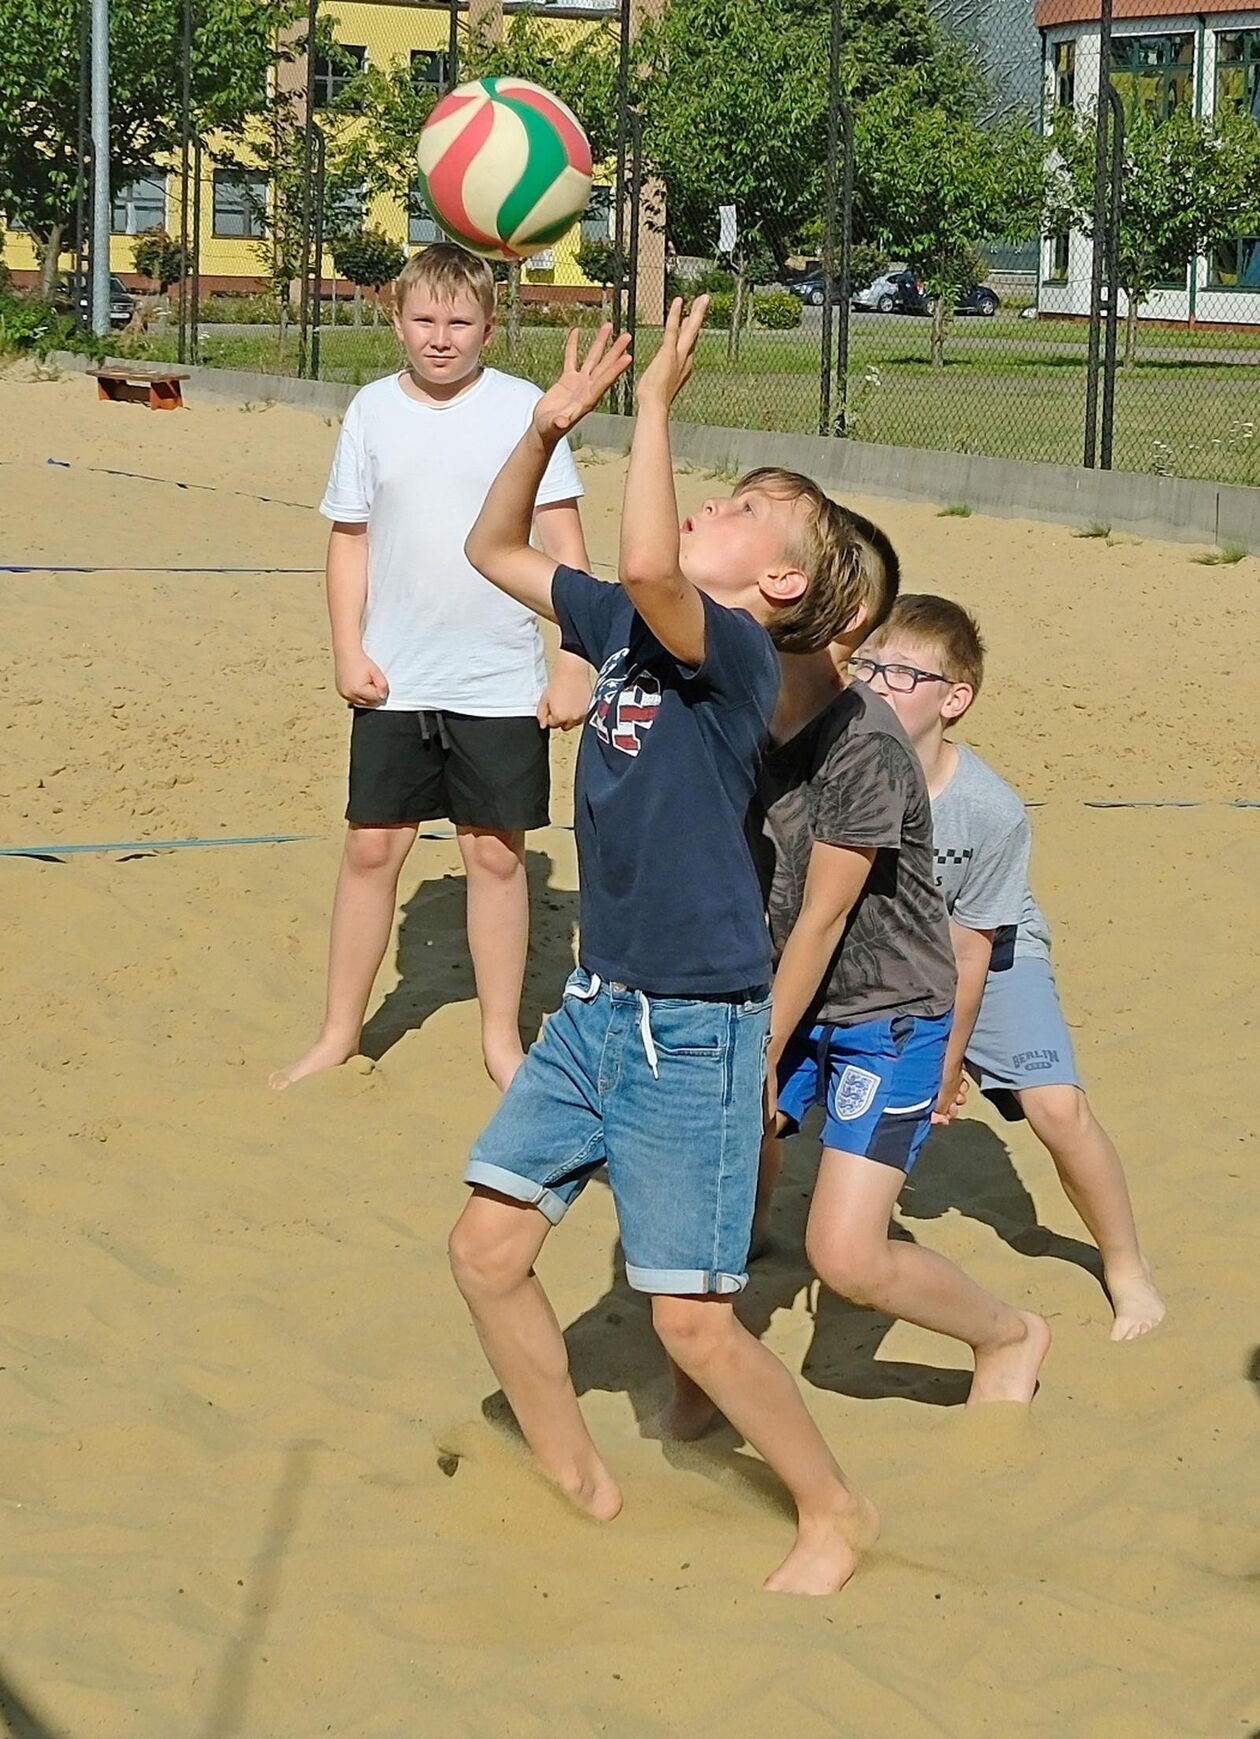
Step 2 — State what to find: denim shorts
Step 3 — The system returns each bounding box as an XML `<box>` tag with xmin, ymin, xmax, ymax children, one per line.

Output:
<box><xmin>778</xmin><ymin>1010</ymin><xmax>952</xmax><ymax>1174</ymax></box>
<box><xmin>466</xmin><ymin>968</ymin><xmax>772</xmax><ymax>1295</ymax></box>
<box><xmin>966</xmin><ymin>954</ymin><xmax>1082</xmax><ymax>1122</ymax></box>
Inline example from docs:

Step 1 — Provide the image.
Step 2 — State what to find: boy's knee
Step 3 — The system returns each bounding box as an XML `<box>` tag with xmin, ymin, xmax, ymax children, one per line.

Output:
<box><xmin>448</xmin><ymin>1216</ymin><xmax>524</xmax><ymax>1301</ymax></box>
<box><xmin>1023</xmin><ymin>1084</ymin><xmax>1090</xmax><ymax>1144</ymax></box>
<box><xmin>460</xmin><ymin>829</ymin><xmax>524</xmax><ymax>880</ymax></box>
<box><xmin>345</xmin><ymin>825</ymin><xmax>411</xmax><ymax>875</ymax></box>
<box><xmin>807</xmin><ymin>1227</ymin><xmax>886</xmax><ymax>1307</ymax></box>
<box><xmin>650</xmin><ymin>1295</ymin><xmax>731</xmax><ymax>1365</ymax></box>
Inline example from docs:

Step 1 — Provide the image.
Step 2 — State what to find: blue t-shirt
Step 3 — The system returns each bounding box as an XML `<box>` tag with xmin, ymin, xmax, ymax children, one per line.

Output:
<box><xmin>552</xmin><ymin>565</ymin><xmax>780</xmax><ymax>995</ymax></box>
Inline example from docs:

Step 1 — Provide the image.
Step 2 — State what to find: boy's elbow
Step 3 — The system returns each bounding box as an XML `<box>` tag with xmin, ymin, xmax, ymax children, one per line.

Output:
<box><xmin>618</xmin><ymin>561</ymin><xmax>673</xmax><ymax>595</ymax></box>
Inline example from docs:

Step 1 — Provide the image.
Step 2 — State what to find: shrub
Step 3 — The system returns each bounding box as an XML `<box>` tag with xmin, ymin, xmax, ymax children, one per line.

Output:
<box><xmin>330</xmin><ymin>227</ymin><xmax>406</xmax><ymax>291</ymax></box>
<box><xmin>132</xmin><ymin>228</ymin><xmax>185</xmax><ymax>292</ymax></box>
<box><xmin>576</xmin><ymin>239</ymin><xmax>617</xmax><ymax>287</ymax></box>
<box><xmin>752</xmin><ymin>289</ymin><xmax>802</xmax><ymax>330</ymax></box>
<box><xmin>693</xmin><ymin>265</ymin><xmax>735</xmax><ymax>296</ymax></box>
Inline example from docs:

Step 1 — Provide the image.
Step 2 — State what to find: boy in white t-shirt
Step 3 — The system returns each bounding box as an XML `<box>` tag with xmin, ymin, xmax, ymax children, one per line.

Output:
<box><xmin>271</xmin><ymin>245</ymin><xmax>591</xmax><ymax>1092</ymax></box>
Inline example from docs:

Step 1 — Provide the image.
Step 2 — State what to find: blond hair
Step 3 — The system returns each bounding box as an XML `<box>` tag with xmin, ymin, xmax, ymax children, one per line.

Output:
<box><xmin>394</xmin><ymin>243</ymin><xmax>496</xmax><ymax>318</ymax></box>
<box><xmin>734</xmin><ymin>468</ymin><xmax>900</xmax><ymax>654</ymax></box>
<box><xmin>874</xmin><ymin>593</ymin><xmax>986</xmax><ymax>694</ymax></box>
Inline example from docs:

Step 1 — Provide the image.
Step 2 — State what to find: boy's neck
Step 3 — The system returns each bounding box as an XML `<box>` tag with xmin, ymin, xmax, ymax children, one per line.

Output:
<box><xmin>916</xmin><ymin>727</ymin><xmax>958</xmax><ymax>799</ymax></box>
<box><xmin>399</xmin><ymin>361</ymin><xmax>485</xmax><ymax>406</ymax></box>
<box><xmin>772</xmin><ymin>650</ymin><xmax>842</xmax><ymax>744</ymax></box>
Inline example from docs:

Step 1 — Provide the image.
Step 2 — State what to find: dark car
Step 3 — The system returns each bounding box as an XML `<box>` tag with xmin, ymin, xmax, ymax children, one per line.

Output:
<box><xmin>888</xmin><ymin>274</ymin><xmax>1001</xmax><ymax>318</ymax></box>
<box><xmin>55</xmin><ymin>273</ymin><xmax>137</xmax><ymax>330</ymax></box>
<box><xmin>786</xmin><ymin>269</ymin><xmax>837</xmax><ymax>306</ymax></box>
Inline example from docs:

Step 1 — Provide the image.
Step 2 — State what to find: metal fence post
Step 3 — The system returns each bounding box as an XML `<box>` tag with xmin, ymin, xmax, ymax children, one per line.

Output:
<box><xmin>1099</xmin><ymin>83</ymin><xmax>1124</xmax><ymax>469</ymax></box>
<box><xmin>189</xmin><ymin>136</ymin><xmax>203</xmax><ymax>364</ymax></box>
<box><xmin>297</xmin><ymin>0</ymin><xmax>318</xmax><ymax>379</ymax></box>
<box><xmin>819</xmin><ymin>0</ymin><xmax>842</xmax><ymax>435</ymax></box>
<box><xmin>612</xmin><ymin>0</ymin><xmax>631</xmax><ymax>412</ymax></box>
<box><xmin>625</xmin><ymin>109</ymin><xmax>643</xmax><ymax>407</ymax></box>
<box><xmin>1083</xmin><ymin>0</ymin><xmax>1114</xmax><ymax>467</ymax></box>
<box><xmin>177</xmin><ymin>0</ymin><xmax>192</xmax><ymax>362</ymax></box>
<box><xmin>74</xmin><ymin>0</ymin><xmax>91</xmax><ymax>325</ymax></box>
<box><xmin>89</xmin><ymin>0</ymin><xmax>111</xmax><ymax>338</ymax></box>
<box><xmin>310</xmin><ymin>126</ymin><xmax>326</xmax><ymax>380</ymax></box>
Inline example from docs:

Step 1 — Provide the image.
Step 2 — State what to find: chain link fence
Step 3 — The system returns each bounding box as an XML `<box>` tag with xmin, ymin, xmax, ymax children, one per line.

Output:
<box><xmin>22</xmin><ymin>0</ymin><xmax>1260</xmax><ymax>489</ymax></box>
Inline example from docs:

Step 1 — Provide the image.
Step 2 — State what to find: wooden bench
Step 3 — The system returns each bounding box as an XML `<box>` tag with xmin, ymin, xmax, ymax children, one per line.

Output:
<box><xmin>89</xmin><ymin>365</ymin><xmax>190</xmax><ymax>411</ymax></box>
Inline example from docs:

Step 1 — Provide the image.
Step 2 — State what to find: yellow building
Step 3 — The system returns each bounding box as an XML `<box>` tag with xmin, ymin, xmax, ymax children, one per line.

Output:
<box><xmin>4</xmin><ymin>0</ymin><xmax>617</xmax><ymax>301</ymax></box>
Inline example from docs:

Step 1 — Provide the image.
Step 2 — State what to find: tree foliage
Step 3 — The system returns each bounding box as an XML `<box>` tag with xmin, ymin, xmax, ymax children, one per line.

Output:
<box><xmin>0</xmin><ymin>0</ymin><xmax>304</xmax><ymax>297</ymax></box>
<box><xmin>1047</xmin><ymin>101</ymin><xmax>1260</xmax><ymax>362</ymax></box>
<box><xmin>858</xmin><ymin>79</ymin><xmax>1045</xmax><ymax>363</ymax></box>
<box><xmin>132</xmin><ymin>227</ymin><xmax>185</xmax><ymax>290</ymax></box>
<box><xmin>331</xmin><ymin>226</ymin><xmax>405</xmax><ymax>289</ymax></box>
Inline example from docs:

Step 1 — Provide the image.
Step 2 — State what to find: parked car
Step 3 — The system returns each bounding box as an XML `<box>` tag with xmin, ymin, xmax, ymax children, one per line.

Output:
<box><xmin>786</xmin><ymin>269</ymin><xmax>838</xmax><ymax>306</ymax></box>
<box><xmin>54</xmin><ymin>273</ymin><xmax>137</xmax><ymax>330</ymax></box>
<box><xmin>851</xmin><ymin>270</ymin><xmax>912</xmax><ymax>313</ymax></box>
<box><xmin>883</xmin><ymin>273</ymin><xmax>1001</xmax><ymax>318</ymax></box>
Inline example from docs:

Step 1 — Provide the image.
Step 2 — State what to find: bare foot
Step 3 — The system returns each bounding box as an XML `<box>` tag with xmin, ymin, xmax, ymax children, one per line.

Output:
<box><xmin>648</xmin><ymin>1388</ymin><xmax>720</xmax><ymax>1442</ymax></box>
<box><xmin>1107</xmin><ymin>1261</ymin><xmax>1166</xmax><ymax>1342</ymax></box>
<box><xmin>555</xmin><ymin>1458</ymin><xmax>623</xmax><ymax>1522</ymax></box>
<box><xmin>968</xmin><ymin>1310</ymin><xmax>1052</xmax><ymax>1405</ymax></box>
<box><xmin>763</xmin><ymin>1490</ymin><xmax>880</xmax><ymax>1597</ymax></box>
<box><xmin>483</xmin><ymin>1038</ymin><xmax>526</xmax><ymax>1094</ymax></box>
<box><xmin>268</xmin><ymin>1032</ymin><xmax>359</xmax><ymax>1091</ymax></box>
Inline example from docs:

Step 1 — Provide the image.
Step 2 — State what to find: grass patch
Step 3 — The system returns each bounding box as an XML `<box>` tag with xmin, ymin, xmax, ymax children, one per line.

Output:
<box><xmin>1074</xmin><ymin>522</ymin><xmax>1112</xmax><ymax>539</ymax></box>
<box><xmin>938</xmin><ymin>503</ymin><xmax>972</xmax><ymax>518</ymax></box>
<box><xmin>1191</xmin><ymin>544</ymin><xmax>1249</xmax><ymax>565</ymax></box>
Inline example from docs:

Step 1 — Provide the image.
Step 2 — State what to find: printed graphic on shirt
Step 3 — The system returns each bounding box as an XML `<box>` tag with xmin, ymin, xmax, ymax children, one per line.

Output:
<box><xmin>934</xmin><ymin>846</ymin><xmax>974</xmax><ymax>883</ymax></box>
<box><xmin>590</xmin><ymin>647</ymin><xmax>663</xmax><ymax>758</ymax></box>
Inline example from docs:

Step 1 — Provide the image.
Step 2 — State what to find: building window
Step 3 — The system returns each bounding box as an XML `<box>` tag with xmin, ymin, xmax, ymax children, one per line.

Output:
<box><xmin>1110</xmin><ymin>35</ymin><xmax>1195</xmax><ymax>123</ymax></box>
<box><xmin>326</xmin><ymin>183</ymin><xmax>368</xmax><ymax>235</ymax></box>
<box><xmin>1208</xmin><ymin>235</ymin><xmax>1260</xmax><ymax>289</ymax></box>
<box><xmin>411</xmin><ymin>49</ymin><xmax>451</xmax><ymax>93</ymax></box>
<box><xmin>1216</xmin><ymin>31</ymin><xmax>1260</xmax><ymax>121</ymax></box>
<box><xmin>212</xmin><ymin>171</ymin><xmax>267</xmax><ymax>239</ymax></box>
<box><xmin>1052</xmin><ymin>40</ymin><xmax>1076</xmax><ymax>110</ymax></box>
<box><xmin>408</xmin><ymin>185</ymin><xmax>442</xmax><ymax>246</ymax></box>
<box><xmin>313</xmin><ymin>44</ymin><xmax>366</xmax><ymax>107</ymax></box>
<box><xmin>1046</xmin><ymin>232</ymin><xmax>1070</xmax><ymax>283</ymax></box>
<box><xmin>580</xmin><ymin>185</ymin><xmax>613</xmax><ymax>242</ymax></box>
<box><xmin>111</xmin><ymin>170</ymin><xmax>167</xmax><ymax>235</ymax></box>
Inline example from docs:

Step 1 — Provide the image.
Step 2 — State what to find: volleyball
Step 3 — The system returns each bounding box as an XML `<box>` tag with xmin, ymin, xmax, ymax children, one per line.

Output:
<box><xmin>417</xmin><ymin>77</ymin><xmax>594</xmax><ymax>262</ymax></box>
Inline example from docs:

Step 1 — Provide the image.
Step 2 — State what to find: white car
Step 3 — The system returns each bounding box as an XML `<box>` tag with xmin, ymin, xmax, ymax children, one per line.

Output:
<box><xmin>851</xmin><ymin>271</ymin><xmax>911</xmax><ymax>313</ymax></box>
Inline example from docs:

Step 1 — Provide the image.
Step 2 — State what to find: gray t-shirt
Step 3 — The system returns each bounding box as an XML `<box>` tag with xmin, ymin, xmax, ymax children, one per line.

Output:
<box><xmin>930</xmin><ymin>744</ymin><xmax>1052</xmax><ymax>970</ymax></box>
<box><xmin>756</xmin><ymin>684</ymin><xmax>956</xmax><ymax>1027</ymax></box>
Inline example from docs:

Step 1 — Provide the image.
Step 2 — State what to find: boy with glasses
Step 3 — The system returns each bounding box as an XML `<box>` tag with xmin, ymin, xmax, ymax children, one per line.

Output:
<box><xmin>855</xmin><ymin>594</ymin><xmax>1164</xmax><ymax>1341</ymax></box>
<box><xmin>745</xmin><ymin>570</ymin><xmax>1051</xmax><ymax>1406</ymax></box>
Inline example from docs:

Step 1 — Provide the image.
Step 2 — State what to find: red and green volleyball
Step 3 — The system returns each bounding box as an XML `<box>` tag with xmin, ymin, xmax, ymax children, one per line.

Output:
<box><xmin>417</xmin><ymin>77</ymin><xmax>594</xmax><ymax>262</ymax></box>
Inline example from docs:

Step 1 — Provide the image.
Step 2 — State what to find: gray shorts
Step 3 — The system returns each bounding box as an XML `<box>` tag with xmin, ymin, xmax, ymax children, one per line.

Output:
<box><xmin>965</xmin><ymin>953</ymin><xmax>1082</xmax><ymax>1123</ymax></box>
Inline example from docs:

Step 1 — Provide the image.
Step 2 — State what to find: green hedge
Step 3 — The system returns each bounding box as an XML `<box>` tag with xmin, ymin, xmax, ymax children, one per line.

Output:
<box><xmin>752</xmin><ymin>290</ymin><xmax>802</xmax><ymax>330</ymax></box>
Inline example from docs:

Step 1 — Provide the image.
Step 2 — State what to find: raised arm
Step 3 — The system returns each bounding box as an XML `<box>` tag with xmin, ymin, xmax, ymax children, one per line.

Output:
<box><xmin>619</xmin><ymin>296</ymin><xmax>710</xmax><ymax>665</ymax></box>
<box><xmin>465</xmin><ymin>327</ymin><xmax>631</xmax><ymax>622</ymax></box>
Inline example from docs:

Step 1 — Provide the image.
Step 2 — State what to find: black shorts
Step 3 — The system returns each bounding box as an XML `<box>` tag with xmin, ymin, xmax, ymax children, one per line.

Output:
<box><xmin>346</xmin><ymin>707</ymin><xmax>550</xmax><ymax>831</ymax></box>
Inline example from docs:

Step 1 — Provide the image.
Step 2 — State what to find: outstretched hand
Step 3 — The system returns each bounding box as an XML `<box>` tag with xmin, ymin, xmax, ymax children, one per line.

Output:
<box><xmin>533</xmin><ymin>324</ymin><xmax>633</xmax><ymax>443</ymax></box>
<box><xmin>636</xmin><ymin>295</ymin><xmax>709</xmax><ymax>410</ymax></box>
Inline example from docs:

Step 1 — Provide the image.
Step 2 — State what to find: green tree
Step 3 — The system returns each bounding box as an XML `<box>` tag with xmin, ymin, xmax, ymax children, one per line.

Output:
<box><xmin>857</xmin><ymin>79</ymin><xmax>1045</xmax><ymax>364</ymax></box>
<box><xmin>1047</xmin><ymin>102</ymin><xmax>1260</xmax><ymax>364</ymax></box>
<box><xmin>463</xmin><ymin>14</ymin><xmax>621</xmax><ymax>165</ymax></box>
<box><xmin>0</xmin><ymin>0</ymin><xmax>304</xmax><ymax>300</ymax></box>
<box><xmin>330</xmin><ymin>225</ymin><xmax>405</xmax><ymax>323</ymax></box>
<box><xmin>132</xmin><ymin>227</ymin><xmax>185</xmax><ymax>292</ymax></box>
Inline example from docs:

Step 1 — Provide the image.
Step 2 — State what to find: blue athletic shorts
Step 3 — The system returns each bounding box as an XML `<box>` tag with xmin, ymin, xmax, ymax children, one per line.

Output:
<box><xmin>777</xmin><ymin>1010</ymin><xmax>952</xmax><ymax>1174</ymax></box>
<box><xmin>966</xmin><ymin>953</ymin><xmax>1082</xmax><ymax>1122</ymax></box>
<box><xmin>467</xmin><ymin>968</ymin><xmax>771</xmax><ymax>1295</ymax></box>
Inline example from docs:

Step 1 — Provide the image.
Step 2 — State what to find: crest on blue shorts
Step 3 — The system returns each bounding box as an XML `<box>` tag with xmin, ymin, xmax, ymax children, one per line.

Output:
<box><xmin>832</xmin><ymin>1064</ymin><xmax>880</xmax><ymax>1121</ymax></box>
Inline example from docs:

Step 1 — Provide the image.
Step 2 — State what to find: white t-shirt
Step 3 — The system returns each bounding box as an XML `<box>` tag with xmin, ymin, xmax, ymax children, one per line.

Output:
<box><xmin>320</xmin><ymin>368</ymin><xmax>583</xmax><ymax>715</ymax></box>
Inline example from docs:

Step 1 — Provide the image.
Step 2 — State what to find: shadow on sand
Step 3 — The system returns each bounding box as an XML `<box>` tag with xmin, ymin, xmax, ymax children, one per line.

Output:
<box><xmin>361</xmin><ymin>847</ymin><xmax>578</xmax><ymax>1064</ymax></box>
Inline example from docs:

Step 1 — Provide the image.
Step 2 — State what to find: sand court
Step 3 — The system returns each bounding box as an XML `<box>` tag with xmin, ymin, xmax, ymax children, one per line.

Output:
<box><xmin>1</xmin><ymin>370</ymin><xmax>1258</xmax><ymax>1737</ymax></box>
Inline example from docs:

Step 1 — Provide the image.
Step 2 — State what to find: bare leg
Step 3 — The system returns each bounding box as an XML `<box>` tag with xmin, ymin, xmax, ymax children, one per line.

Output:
<box><xmin>269</xmin><ymin>823</ymin><xmax>416</xmax><ymax>1089</ymax></box>
<box><xmin>652</xmin><ymin>1294</ymin><xmax>879</xmax><ymax>1595</ymax></box>
<box><xmin>457</xmin><ymin>827</ymin><xmax>529</xmax><ymax>1092</ymax></box>
<box><xmin>809</xmin><ymin>1147</ymin><xmax>1051</xmax><ymax>1405</ymax></box>
<box><xmin>449</xmin><ymin>1189</ymin><xmax>622</xmax><ymax>1520</ymax></box>
<box><xmin>1018</xmin><ymin>1085</ymin><xmax>1164</xmax><ymax>1341</ymax></box>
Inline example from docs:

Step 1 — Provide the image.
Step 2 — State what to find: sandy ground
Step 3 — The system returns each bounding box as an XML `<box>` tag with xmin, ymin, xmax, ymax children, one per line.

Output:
<box><xmin>1</xmin><ymin>369</ymin><xmax>1258</xmax><ymax>1739</ymax></box>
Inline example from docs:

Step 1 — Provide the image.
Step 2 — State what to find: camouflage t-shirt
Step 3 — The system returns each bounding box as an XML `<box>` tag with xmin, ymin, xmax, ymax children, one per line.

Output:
<box><xmin>755</xmin><ymin>684</ymin><xmax>956</xmax><ymax>1027</ymax></box>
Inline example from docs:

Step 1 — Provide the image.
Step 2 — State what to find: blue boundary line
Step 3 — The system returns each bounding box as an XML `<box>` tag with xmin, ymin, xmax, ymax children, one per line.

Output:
<box><xmin>40</xmin><ymin>457</ymin><xmax>313</xmax><ymax>511</ymax></box>
<box><xmin>1</xmin><ymin>833</ymin><xmax>312</xmax><ymax>858</ymax></box>
<box><xmin>2</xmin><ymin>564</ymin><xmax>322</xmax><ymax>574</ymax></box>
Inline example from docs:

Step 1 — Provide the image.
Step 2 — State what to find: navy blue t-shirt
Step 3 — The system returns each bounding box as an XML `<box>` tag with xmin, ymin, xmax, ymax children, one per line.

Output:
<box><xmin>552</xmin><ymin>565</ymin><xmax>780</xmax><ymax>995</ymax></box>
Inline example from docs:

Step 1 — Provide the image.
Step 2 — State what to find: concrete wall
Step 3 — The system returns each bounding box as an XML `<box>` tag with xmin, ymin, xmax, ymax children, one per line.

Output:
<box><xmin>56</xmin><ymin>352</ymin><xmax>1260</xmax><ymax>552</ymax></box>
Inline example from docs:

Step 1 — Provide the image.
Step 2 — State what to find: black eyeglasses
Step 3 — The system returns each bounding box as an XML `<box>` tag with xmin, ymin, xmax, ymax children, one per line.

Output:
<box><xmin>846</xmin><ymin>656</ymin><xmax>951</xmax><ymax>694</ymax></box>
